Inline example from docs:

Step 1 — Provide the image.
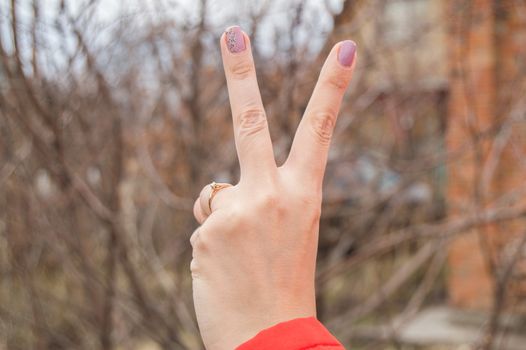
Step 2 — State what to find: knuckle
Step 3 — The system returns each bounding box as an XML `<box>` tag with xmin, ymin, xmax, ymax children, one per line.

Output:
<box><xmin>255</xmin><ymin>190</ymin><xmax>279</xmax><ymax>209</ymax></box>
<box><xmin>237</xmin><ymin>109</ymin><xmax>267</xmax><ymax>138</ymax></box>
<box><xmin>310</xmin><ymin>111</ymin><xmax>336</xmax><ymax>145</ymax></box>
<box><xmin>291</xmin><ymin>188</ymin><xmax>322</xmax><ymax>226</ymax></box>
<box><xmin>189</xmin><ymin>230</ymin><xmax>198</xmax><ymax>247</ymax></box>
<box><xmin>221</xmin><ymin>206</ymin><xmax>246</xmax><ymax>229</ymax></box>
<box><xmin>295</xmin><ymin>190</ymin><xmax>321</xmax><ymax>216</ymax></box>
<box><xmin>190</xmin><ymin>259</ymin><xmax>201</xmax><ymax>278</ymax></box>
<box><xmin>219</xmin><ymin>207</ymin><xmax>251</xmax><ymax>238</ymax></box>
<box><xmin>324</xmin><ymin>73</ymin><xmax>348</xmax><ymax>92</ymax></box>
<box><xmin>229</xmin><ymin>59</ymin><xmax>254</xmax><ymax>80</ymax></box>
<box><xmin>296</xmin><ymin>189</ymin><xmax>321</xmax><ymax>207</ymax></box>
<box><xmin>190</xmin><ymin>229</ymin><xmax>208</xmax><ymax>252</ymax></box>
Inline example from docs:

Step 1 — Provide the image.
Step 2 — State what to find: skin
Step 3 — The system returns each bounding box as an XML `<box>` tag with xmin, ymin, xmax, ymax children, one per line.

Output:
<box><xmin>191</xmin><ymin>28</ymin><xmax>356</xmax><ymax>350</ymax></box>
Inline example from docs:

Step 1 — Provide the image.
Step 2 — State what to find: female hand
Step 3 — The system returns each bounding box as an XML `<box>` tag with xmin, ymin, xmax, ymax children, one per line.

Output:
<box><xmin>191</xmin><ymin>26</ymin><xmax>356</xmax><ymax>350</ymax></box>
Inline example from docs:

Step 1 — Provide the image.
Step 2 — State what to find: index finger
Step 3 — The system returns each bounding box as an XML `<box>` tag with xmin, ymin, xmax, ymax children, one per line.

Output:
<box><xmin>220</xmin><ymin>26</ymin><xmax>275</xmax><ymax>181</ymax></box>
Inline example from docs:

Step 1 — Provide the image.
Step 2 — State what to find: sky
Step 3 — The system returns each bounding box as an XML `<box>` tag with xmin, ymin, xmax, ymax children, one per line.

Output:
<box><xmin>0</xmin><ymin>0</ymin><xmax>344</xmax><ymax>84</ymax></box>
<box><xmin>1</xmin><ymin>0</ymin><xmax>343</xmax><ymax>54</ymax></box>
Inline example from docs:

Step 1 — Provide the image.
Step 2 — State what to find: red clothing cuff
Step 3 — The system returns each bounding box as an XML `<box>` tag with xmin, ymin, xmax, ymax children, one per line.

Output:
<box><xmin>236</xmin><ymin>317</ymin><xmax>344</xmax><ymax>350</ymax></box>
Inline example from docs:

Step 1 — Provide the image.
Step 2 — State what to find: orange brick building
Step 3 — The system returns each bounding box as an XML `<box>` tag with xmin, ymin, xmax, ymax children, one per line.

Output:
<box><xmin>447</xmin><ymin>0</ymin><xmax>526</xmax><ymax>310</ymax></box>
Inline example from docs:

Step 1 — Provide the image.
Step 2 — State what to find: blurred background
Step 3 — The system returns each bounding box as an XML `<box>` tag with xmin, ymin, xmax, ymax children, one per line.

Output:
<box><xmin>0</xmin><ymin>0</ymin><xmax>525</xmax><ymax>349</ymax></box>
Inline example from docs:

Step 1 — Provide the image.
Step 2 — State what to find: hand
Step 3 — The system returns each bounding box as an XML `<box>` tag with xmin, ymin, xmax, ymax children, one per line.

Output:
<box><xmin>191</xmin><ymin>26</ymin><xmax>356</xmax><ymax>350</ymax></box>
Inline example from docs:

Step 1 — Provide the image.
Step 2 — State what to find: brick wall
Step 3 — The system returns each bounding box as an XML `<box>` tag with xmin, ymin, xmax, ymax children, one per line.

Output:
<box><xmin>447</xmin><ymin>0</ymin><xmax>526</xmax><ymax>310</ymax></box>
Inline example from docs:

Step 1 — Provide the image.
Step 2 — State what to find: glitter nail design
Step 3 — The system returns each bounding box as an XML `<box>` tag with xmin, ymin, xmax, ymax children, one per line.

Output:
<box><xmin>225</xmin><ymin>26</ymin><xmax>246</xmax><ymax>53</ymax></box>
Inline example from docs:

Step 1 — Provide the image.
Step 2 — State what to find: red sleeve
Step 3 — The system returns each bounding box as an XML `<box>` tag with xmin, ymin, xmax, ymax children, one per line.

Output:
<box><xmin>235</xmin><ymin>317</ymin><xmax>345</xmax><ymax>350</ymax></box>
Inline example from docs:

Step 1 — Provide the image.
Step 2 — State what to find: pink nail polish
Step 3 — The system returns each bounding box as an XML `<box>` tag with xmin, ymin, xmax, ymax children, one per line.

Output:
<box><xmin>225</xmin><ymin>26</ymin><xmax>246</xmax><ymax>53</ymax></box>
<box><xmin>338</xmin><ymin>40</ymin><xmax>356</xmax><ymax>67</ymax></box>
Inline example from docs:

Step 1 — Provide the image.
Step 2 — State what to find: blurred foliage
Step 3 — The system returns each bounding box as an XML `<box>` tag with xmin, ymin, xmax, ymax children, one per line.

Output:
<box><xmin>0</xmin><ymin>0</ymin><xmax>525</xmax><ymax>349</ymax></box>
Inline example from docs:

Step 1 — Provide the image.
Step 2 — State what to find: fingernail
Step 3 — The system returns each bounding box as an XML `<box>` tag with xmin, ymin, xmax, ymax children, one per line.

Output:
<box><xmin>338</xmin><ymin>40</ymin><xmax>356</xmax><ymax>67</ymax></box>
<box><xmin>225</xmin><ymin>26</ymin><xmax>246</xmax><ymax>53</ymax></box>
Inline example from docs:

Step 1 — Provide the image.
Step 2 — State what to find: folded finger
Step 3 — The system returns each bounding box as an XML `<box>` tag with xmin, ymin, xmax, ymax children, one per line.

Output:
<box><xmin>193</xmin><ymin>198</ymin><xmax>206</xmax><ymax>224</ymax></box>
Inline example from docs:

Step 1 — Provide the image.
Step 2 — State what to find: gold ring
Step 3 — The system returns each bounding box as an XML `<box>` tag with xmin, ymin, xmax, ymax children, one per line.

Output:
<box><xmin>208</xmin><ymin>182</ymin><xmax>231</xmax><ymax>212</ymax></box>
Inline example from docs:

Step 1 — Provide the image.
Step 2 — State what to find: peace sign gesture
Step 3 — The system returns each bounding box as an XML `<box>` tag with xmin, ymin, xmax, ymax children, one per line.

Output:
<box><xmin>191</xmin><ymin>26</ymin><xmax>356</xmax><ymax>350</ymax></box>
